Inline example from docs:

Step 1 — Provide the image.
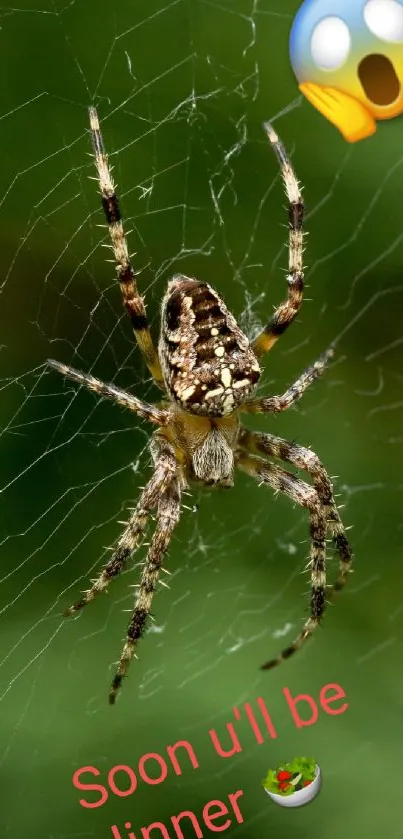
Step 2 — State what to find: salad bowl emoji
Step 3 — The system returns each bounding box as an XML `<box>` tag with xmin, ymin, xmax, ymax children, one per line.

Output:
<box><xmin>262</xmin><ymin>757</ymin><xmax>321</xmax><ymax>808</ymax></box>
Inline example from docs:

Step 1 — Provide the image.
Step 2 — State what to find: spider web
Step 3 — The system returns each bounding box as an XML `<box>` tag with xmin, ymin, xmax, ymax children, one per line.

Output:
<box><xmin>0</xmin><ymin>1</ymin><xmax>402</xmax><ymax>837</ymax></box>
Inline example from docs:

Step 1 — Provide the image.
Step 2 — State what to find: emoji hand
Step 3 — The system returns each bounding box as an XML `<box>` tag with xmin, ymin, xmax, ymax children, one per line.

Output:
<box><xmin>300</xmin><ymin>83</ymin><xmax>377</xmax><ymax>143</ymax></box>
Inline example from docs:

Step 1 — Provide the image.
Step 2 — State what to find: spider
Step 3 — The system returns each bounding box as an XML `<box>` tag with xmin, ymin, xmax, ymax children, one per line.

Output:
<box><xmin>49</xmin><ymin>107</ymin><xmax>353</xmax><ymax>704</ymax></box>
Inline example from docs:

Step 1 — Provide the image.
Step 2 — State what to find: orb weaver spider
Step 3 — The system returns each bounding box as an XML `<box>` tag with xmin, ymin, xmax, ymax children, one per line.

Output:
<box><xmin>49</xmin><ymin>108</ymin><xmax>353</xmax><ymax>704</ymax></box>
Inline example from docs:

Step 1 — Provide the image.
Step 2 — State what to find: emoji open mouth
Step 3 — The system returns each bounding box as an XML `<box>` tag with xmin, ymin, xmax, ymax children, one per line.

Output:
<box><xmin>358</xmin><ymin>54</ymin><xmax>401</xmax><ymax>106</ymax></box>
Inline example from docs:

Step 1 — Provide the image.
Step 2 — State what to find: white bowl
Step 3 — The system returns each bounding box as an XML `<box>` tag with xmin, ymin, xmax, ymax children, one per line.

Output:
<box><xmin>264</xmin><ymin>764</ymin><xmax>321</xmax><ymax>808</ymax></box>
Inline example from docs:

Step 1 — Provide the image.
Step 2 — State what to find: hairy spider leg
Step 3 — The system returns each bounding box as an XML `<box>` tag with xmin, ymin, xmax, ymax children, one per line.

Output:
<box><xmin>62</xmin><ymin>437</ymin><xmax>177</xmax><ymax>619</ymax></box>
<box><xmin>48</xmin><ymin>360</ymin><xmax>168</xmax><ymax>425</ymax></box>
<box><xmin>89</xmin><ymin>106</ymin><xmax>165</xmax><ymax>388</ymax></box>
<box><xmin>238</xmin><ymin>428</ymin><xmax>353</xmax><ymax>593</ymax></box>
<box><xmin>242</xmin><ymin>347</ymin><xmax>333</xmax><ymax>414</ymax></box>
<box><xmin>236</xmin><ymin>453</ymin><xmax>328</xmax><ymax>669</ymax></box>
<box><xmin>252</xmin><ymin>122</ymin><xmax>304</xmax><ymax>357</ymax></box>
<box><xmin>110</xmin><ymin>474</ymin><xmax>181</xmax><ymax>704</ymax></box>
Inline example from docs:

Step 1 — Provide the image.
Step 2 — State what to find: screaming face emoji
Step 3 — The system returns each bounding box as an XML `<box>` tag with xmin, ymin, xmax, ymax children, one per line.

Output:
<box><xmin>290</xmin><ymin>0</ymin><xmax>403</xmax><ymax>142</ymax></box>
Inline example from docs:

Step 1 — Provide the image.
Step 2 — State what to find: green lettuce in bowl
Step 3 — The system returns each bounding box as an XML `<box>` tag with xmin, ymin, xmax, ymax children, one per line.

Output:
<box><xmin>262</xmin><ymin>757</ymin><xmax>320</xmax><ymax>806</ymax></box>
<box><xmin>263</xmin><ymin>756</ymin><xmax>316</xmax><ymax>795</ymax></box>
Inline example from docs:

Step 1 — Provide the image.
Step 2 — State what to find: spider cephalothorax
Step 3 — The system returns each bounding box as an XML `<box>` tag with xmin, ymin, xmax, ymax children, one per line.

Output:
<box><xmin>165</xmin><ymin>403</ymin><xmax>240</xmax><ymax>488</ymax></box>
<box><xmin>48</xmin><ymin>107</ymin><xmax>353</xmax><ymax>704</ymax></box>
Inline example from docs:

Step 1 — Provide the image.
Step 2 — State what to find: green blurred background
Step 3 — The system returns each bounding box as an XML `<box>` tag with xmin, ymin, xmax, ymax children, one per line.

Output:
<box><xmin>0</xmin><ymin>1</ymin><xmax>402</xmax><ymax>837</ymax></box>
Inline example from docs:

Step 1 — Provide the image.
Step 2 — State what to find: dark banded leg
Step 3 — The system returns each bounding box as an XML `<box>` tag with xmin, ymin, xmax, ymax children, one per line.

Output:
<box><xmin>88</xmin><ymin>107</ymin><xmax>164</xmax><ymax>388</ymax></box>
<box><xmin>236</xmin><ymin>453</ymin><xmax>328</xmax><ymax>670</ymax></box>
<box><xmin>48</xmin><ymin>359</ymin><xmax>168</xmax><ymax>425</ymax></box>
<box><xmin>109</xmin><ymin>475</ymin><xmax>181</xmax><ymax>704</ymax></box>
<box><xmin>252</xmin><ymin>122</ymin><xmax>304</xmax><ymax>357</ymax></box>
<box><xmin>63</xmin><ymin>437</ymin><xmax>177</xmax><ymax>617</ymax></box>
<box><xmin>238</xmin><ymin>428</ymin><xmax>353</xmax><ymax>596</ymax></box>
<box><xmin>242</xmin><ymin>347</ymin><xmax>333</xmax><ymax>414</ymax></box>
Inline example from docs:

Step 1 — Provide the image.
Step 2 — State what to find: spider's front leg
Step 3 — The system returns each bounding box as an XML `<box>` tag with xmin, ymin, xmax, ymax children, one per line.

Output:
<box><xmin>238</xmin><ymin>428</ymin><xmax>353</xmax><ymax>595</ymax></box>
<box><xmin>110</xmin><ymin>473</ymin><xmax>181</xmax><ymax>704</ymax></box>
<box><xmin>236</xmin><ymin>453</ymin><xmax>328</xmax><ymax>669</ymax></box>
<box><xmin>63</xmin><ymin>436</ymin><xmax>177</xmax><ymax>619</ymax></box>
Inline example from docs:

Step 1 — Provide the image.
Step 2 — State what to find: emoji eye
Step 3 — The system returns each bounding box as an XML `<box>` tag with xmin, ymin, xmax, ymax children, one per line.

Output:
<box><xmin>364</xmin><ymin>0</ymin><xmax>403</xmax><ymax>42</ymax></box>
<box><xmin>310</xmin><ymin>17</ymin><xmax>351</xmax><ymax>71</ymax></box>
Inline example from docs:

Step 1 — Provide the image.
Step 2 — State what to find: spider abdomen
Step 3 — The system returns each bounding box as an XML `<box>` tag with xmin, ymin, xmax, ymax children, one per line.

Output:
<box><xmin>159</xmin><ymin>275</ymin><xmax>261</xmax><ymax>417</ymax></box>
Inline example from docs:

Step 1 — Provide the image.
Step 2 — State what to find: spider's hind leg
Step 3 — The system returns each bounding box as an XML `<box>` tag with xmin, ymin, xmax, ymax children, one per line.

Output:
<box><xmin>88</xmin><ymin>106</ymin><xmax>164</xmax><ymax>389</ymax></box>
<box><xmin>252</xmin><ymin>123</ymin><xmax>304</xmax><ymax>358</ymax></box>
